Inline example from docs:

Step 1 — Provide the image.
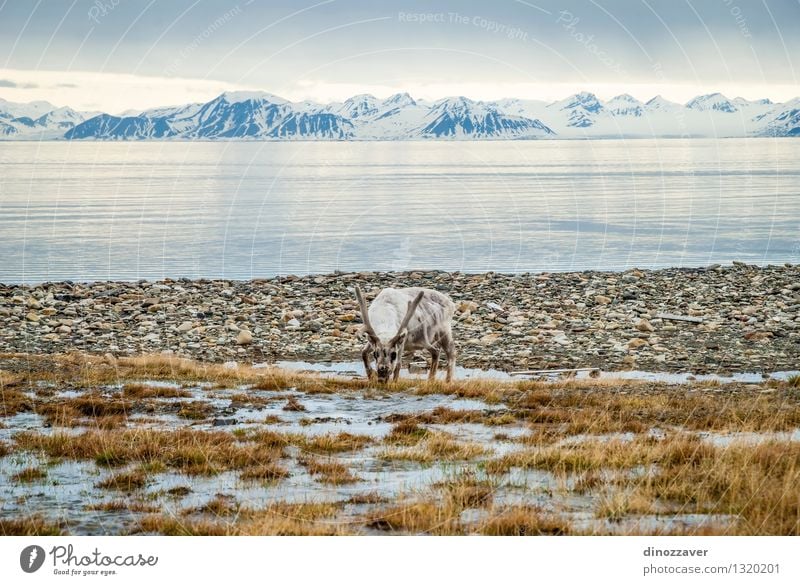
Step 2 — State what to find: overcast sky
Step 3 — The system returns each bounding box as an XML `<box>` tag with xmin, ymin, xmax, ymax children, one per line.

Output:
<box><xmin>1</xmin><ymin>0</ymin><xmax>798</xmax><ymax>112</ymax></box>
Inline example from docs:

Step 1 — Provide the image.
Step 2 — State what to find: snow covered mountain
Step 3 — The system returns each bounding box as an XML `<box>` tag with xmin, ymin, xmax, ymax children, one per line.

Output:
<box><xmin>3</xmin><ymin>90</ymin><xmax>799</xmax><ymax>140</ymax></box>
<box><xmin>753</xmin><ymin>98</ymin><xmax>800</xmax><ymax>137</ymax></box>
<box><xmin>66</xmin><ymin>91</ymin><xmax>354</xmax><ymax>140</ymax></box>
<box><xmin>0</xmin><ymin>99</ymin><xmax>90</xmax><ymax>138</ymax></box>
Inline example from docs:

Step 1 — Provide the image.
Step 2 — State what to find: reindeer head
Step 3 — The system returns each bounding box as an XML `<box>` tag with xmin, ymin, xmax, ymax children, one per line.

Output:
<box><xmin>355</xmin><ymin>286</ymin><xmax>424</xmax><ymax>382</ymax></box>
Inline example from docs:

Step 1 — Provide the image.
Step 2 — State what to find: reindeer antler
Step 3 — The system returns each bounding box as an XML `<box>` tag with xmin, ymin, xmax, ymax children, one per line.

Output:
<box><xmin>389</xmin><ymin>291</ymin><xmax>425</xmax><ymax>346</ymax></box>
<box><xmin>355</xmin><ymin>286</ymin><xmax>379</xmax><ymax>343</ymax></box>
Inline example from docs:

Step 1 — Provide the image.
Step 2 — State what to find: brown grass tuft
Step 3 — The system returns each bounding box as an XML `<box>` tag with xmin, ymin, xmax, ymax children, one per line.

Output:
<box><xmin>477</xmin><ymin>506</ymin><xmax>570</xmax><ymax>535</ymax></box>
<box><xmin>298</xmin><ymin>455</ymin><xmax>360</xmax><ymax>485</ymax></box>
<box><xmin>11</xmin><ymin>466</ymin><xmax>47</xmax><ymax>483</ymax></box>
<box><xmin>122</xmin><ymin>383</ymin><xmax>191</xmax><ymax>399</ymax></box>
<box><xmin>0</xmin><ymin>515</ymin><xmax>63</xmax><ymax>536</ymax></box>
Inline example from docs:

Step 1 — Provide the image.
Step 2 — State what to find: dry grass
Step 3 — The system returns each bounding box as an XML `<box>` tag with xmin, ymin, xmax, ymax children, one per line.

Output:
<box><xmin>85</xmin><ymin>500</ymin><xmax>160</xmax><ymax>513</ymax></box>
<box><xmin>0</xmin><ymin>515</ymin><xmax>63</xmax><ymax>536</ymax></box>
<box><xmin>636</xmin><ymin>440</ymin><xmax>800</xmax><ymax>535</ymax></box>
<box><xmin>0</xmin><ymin>388</ymin><xmax>33</xmax><ymax>417</ymax></box>
<box><xmin>15</xmin><ymin>428</ymin><xmax>284</xmax><ymax>475</ymax></box>
<box><xmin>97</xmin><ymin>468</ymin><xmax>149</xmax><ymax>491</ymax></box>
<box><xmin>11</xmin><ymin>466</ymin><xmax>47</xmax><ymax>483</ymax></box>
<box><xmin>384</xmin><ymin>420</ymin><xmax>432</xmax><ymax>445</ymax></box>
<box><xmin>192</xmin><ymin>494</ymin><xmax>240</xmax><ymax>516</ymax></box>
<box><xmin>347</xmin><ymin>492</ymin><xmax>390</xmax><ymax>505</ymax></box>
<box><xmin>134</xmin><ymin>502</ymin><xmax>346</xmax><ymax>535</ymax></box>
<box><xmin>435</xmin><ymin>472</ymin><xmax>494</xmax><ymax>508</ymax></box>
<box><xmin>595</xmin><ymin>490</ymin><xmax>657</xmax><ymax>520</ymax></box>
<box><xmin>380</xmin><ymin>432</ymin><xmax>490</xmax><ymax>463</ymax></box>
<box><xmin>122</xmin><ymin>383</ymin><xmax>191</xmax><ymax>399</ymax></box>
<box><xmin>366</xmin><ymin>501</ymin><xmax>462</xmax><ymax>534</ymax></box>
<box><xmin>477</xmin><ymin>506</ymin><xmax>570</xmax><ymax>535</ymax></box>
<box><xmin>299</xmin><ymin>455</ymin><xmax>360</xmax><ymax>485</ymax></box>
<box><xmin>240</xmin><ymin>462</ymin><xmax>291</xmax><ymax>482</ymax></box>
<box><xmin>176</xmin><ymin>401</ymin><xmax>214</xmax><ymax>420</ymax></box>
<box><xmin>486</xmin><ymin>434</ymin><xmax>714</xmax><ymax>474</ymax></box>
<box><xmin>296</xmin><ymin>431</ymin><xmax>373</xmax><ymax>453</ymax></box>
<box><xmin>282</xmin><ymin>396</ymin><xmax>306</xmax><ymax>411</ymax></box>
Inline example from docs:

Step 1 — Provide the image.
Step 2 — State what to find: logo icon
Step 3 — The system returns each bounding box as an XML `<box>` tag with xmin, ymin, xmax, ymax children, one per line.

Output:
<box><xmin>20</xmin><ymin>545</ymin><xmax>46</xmax><ymax>573</ymax></box>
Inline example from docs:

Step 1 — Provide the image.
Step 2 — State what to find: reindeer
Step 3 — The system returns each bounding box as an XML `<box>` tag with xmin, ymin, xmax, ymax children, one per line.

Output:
<box><xmin>355</xmin><ymin>286</ymin><xmax>457</xmax><ymax>383</ymax></box>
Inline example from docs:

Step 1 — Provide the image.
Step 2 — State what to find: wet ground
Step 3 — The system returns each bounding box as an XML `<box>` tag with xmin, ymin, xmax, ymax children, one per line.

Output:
<box><xmin>1</xmin><ymin>354</ymin><xmax>799</xmax><ymax>535</ymax></box>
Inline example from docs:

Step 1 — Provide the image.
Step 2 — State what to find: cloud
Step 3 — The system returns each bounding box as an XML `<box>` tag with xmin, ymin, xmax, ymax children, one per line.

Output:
<box><xmin>0</xmin><ymin>79</ymin><xmax>38</xmax><ymax>89</ymax></box>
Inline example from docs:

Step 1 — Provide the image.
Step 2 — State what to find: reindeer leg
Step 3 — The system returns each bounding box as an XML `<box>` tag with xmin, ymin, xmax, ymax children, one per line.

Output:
<box><xmin>361</xmin><ymin>343</ymin><xmax>375</xmax><ymax>380</ymax></box>
<box><xmin>392</xmin><ymin>352</ymin><xmax>402</xmax><ymax>382</ymax></box>
<box><xmin>428</xmin><ymin>347</ymin><xmax>440</xmax><ymax>381</ymax></box>
<box><xmin>443</xmin><ymin>331</ymin><xmax>456</xmax><ymax>383</ymax></box>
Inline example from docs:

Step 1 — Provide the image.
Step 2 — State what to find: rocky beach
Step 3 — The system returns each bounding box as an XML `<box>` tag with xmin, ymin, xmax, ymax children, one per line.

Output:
<box><xmin>1</xmin><ymin>263</ymin><xmax>798</xmax><ymax>375</ymax></box>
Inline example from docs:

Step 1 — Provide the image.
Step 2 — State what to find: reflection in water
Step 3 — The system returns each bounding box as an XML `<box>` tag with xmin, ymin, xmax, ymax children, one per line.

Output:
<box><xmin>1</xmin><ymin>139</ymin><xmax>798</xmax><ymax>283</ymax></box>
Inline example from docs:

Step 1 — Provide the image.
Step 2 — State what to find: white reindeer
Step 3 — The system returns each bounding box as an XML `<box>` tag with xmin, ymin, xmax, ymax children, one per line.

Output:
<box><xmin>355</xmin><ymin>286</ymin><xmax>457</xmax><ymax>383</ymax></box>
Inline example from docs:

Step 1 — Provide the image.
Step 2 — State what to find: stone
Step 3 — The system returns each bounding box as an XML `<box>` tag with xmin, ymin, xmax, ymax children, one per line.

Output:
<box><xmin>595</xmin><ymin>295</ymin><xmax>612</xmax><ymax>305</ymax></box>
<box><xmin>236</xmin><ymin>330</ymin><xmax>253</xmax><ymax>345</ymax></box>
<box><xmin>636</xmin><ymin>319</ymin><xmax>655</xmax><ymax>332</ymax></box>
<box><xmin>177</xmin><ymin>321</ymin><xmax>194</xmax><ymax>333</ymax></box>
<box><xmin>627</xmin><ymin>338</ymin><xmax>649</xmax><ymax>350</ymax></box>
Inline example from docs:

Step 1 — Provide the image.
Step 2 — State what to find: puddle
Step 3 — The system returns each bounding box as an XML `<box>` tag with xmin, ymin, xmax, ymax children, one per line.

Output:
<box><xmin>273</xmin><ymin>360</ymin><xmax>799</xmax><ymax>386</ymax></box>
<box><xmin>1</xmin><ymin>366</ymin><xmax>797</xmax><ymax>535</ymax></box>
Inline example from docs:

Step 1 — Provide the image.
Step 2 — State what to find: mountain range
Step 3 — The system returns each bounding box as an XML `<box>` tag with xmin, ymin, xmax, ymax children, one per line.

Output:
<box><xmin>1</xmin><ymin>91</ymin><xmax>798</xmax><ymax>140</ymax></box>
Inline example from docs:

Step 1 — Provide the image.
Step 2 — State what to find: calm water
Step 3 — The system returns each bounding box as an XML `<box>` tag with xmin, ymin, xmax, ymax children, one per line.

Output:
<box><xmin>1</xmin><ymin>139</ymin><xmax>798</xmax><ymax>283</ymax></box>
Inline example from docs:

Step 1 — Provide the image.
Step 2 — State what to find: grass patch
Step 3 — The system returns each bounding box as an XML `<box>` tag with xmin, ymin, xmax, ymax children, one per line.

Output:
<box><xmin>11</xmin><ymin>466</ymin><xmax>47</xmax><ymax>483</ymax></box>
<box><xmin>240</xmin><ymin>462</ymin><xmax>290</xmax><ymax>482</ymax></box>
<box><xmin>0</xmin><ymin>515</ymin><xmax>63</xmax><ymax>536</ymax></box>
<box><xmin>176</xmin><ymin>401</ymin><xmax>214</xmax><ymax>420</ymax></box>
<box><xmin>477</xmin><ymin>506</ymin><xmax>570</xmax><ymax>535</ymax></box>
<box><xmin>97</xmin><ymin>468</ymin><xmax>149</xmax><ymax>491</ymax></box>
<box><xmin>384</xmin><ymin>420</ymin><xmax>432</xmax><ymax>445</ymax></box>
<box><xmin>122</xmin><ymin>383</ymin><xmax>191</xmax><ymax>399</ymax></box>
<box><xmin>486</xmin><ymin>434</ymin><xmax>714</xmax><ymax>474</ymax></box>
<box><xmin>366</xmin><ymin>501</ymin><xmax>462</xmax><ymax>535</ymax></box>
<box><xmin>380</xmin><ymin>432</ymin><xmax>490</xmax><ymax>463</ymax></box>
<box><xmin>15</xmin><ymin>428</ymin><xmax>284</xmax><ymax>475</ymax></box>
<box><xmin>297</xmin><ymin>432</ymin><xmax>373</xmax><ymax>454</ymax></box>
<box><xmin>85</xmin><ymin>500</ymin><xmax>160</xmax><ymax>513</ymax></box>
<box><xmin>435</xmin><ymin>472</ymin><xmax>494</xmax><ymax>508</ymax></box>
<box><xmin>298</xmin><ymin>455</ymin><xmax>360</xmax><ymax>485</ymax></box>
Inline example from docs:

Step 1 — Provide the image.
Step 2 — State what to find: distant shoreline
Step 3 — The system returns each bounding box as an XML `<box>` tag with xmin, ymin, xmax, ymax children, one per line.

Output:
<box><xmin>1</xmin><ymin>263</ymin><xmax>797</xmax><ymax>375</ymax></box>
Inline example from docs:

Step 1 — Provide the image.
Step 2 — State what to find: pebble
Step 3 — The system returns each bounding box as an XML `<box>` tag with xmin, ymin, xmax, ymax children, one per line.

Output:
<box><xmin>0</xmin><ymin>264</ymin><xmax>796</xmax><ymax>374</ymax></box>
<box><xmin>236</xmin><ymin>330</ymin><xmax>253</xmax><ymax>345</ymax></box>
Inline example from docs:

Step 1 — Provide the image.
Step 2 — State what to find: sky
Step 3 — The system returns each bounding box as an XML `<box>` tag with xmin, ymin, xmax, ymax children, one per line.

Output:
<box><xmin>0</xmin><ymin>0</ymin><xmax>798</xmax><ymax>113</ymax></box>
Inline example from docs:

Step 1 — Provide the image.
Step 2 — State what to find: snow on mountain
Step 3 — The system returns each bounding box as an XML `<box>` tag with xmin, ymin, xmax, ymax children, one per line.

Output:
<box><xmin>333</xmin><ymin>94</ymin><xmax>381</xmax><ymax>119</ymax></box>
<box><xmin>546</xmin><ymin>92</ymin><xmax>608</xmax><ymax>130</ymax></box>
<box><xmin>686</xmin><ymin>93</ymin><xmax>738</xmax><ymax>113</ymax></box>
<box><xmin>644</xmin><ymin>95</ymin><xmax>682</xmax><ymax>112</ymax></box>
<box><xmin>0</xmin><ymin>98</ymin><xmax>58</xmax><ymax>120</ymax></box>
<box><xmin>4</xmin><ymin>90</ymin><xmax>798</xmax><ymax>140</ymax></box>
<box><xmin>606</xmin><ymin>94</ymin><xmax>644</xmax><ymax>117</ymax></box>
<box><xmin>418</xmin><ymin>96</ymin><xmax>553</xmax><ymax>138</ymax></box>
<box><xmin>65</xmin><ymin>91</ymin><xmax>354</xmax><ymax>140</ymax></box>
<box><xmin>0</xmin><ymin>100</ymin><xmax>89</xmax><ymax>138</ymax></box>
<box><xmin>753</xmin><ymin>97</ymin><xmax>800</xmax><ymax>136</ymax></box>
